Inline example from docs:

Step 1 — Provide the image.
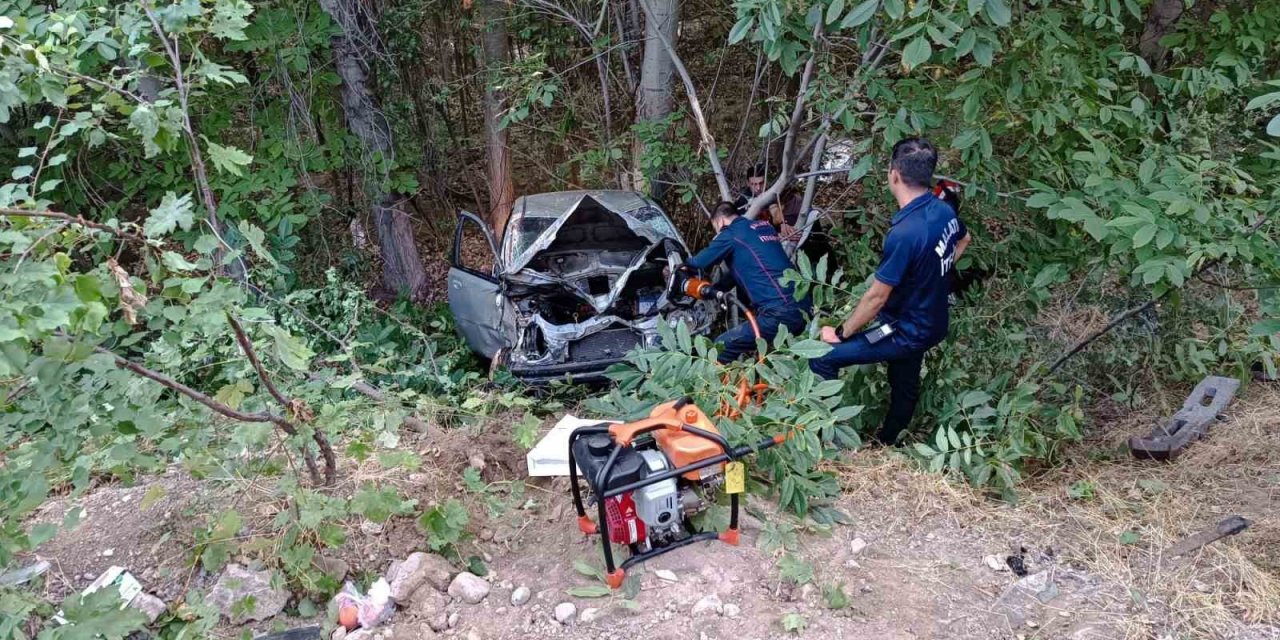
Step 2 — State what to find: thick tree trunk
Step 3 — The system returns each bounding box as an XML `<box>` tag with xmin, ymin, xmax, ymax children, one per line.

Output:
<box><xmin>632</xmin><ymin>0</ymin><xmax>678</xmax><ymax>198</ymax></box>
<box><xmin>1138</xmin><ymin>0</ymin><xmax>1185</xmax><ymax>71</ymax></box>
<box><xmin>317</xmin><ymin>0</ymin><xmax>426</xmax><ymax>297</ymax></box>
<box><xmin>477</xmin><ymin>0</ymin><xmax>515</xmax><ymax>239</ymax></box>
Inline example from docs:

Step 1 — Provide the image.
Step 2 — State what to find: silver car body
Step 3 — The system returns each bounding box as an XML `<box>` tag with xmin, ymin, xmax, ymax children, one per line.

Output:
<box><xmin>447</xmin><ymin>190</ymin><xmax>716</xmax><ymax>382</ymax></box>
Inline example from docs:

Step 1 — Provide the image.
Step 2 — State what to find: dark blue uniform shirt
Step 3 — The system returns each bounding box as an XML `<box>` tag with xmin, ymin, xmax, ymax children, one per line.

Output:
<box><xmin>875</xmin><ymin>192</ymin><xmax>967</xmax><ymax>350</ymax></box>
<box><xmin>685</xmin><ymin>217</ymin><xmax>809</xmax><ymax>314</ymax></box>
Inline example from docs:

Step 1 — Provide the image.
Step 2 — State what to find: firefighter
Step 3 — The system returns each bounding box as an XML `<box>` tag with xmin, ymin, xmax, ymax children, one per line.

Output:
<box><xmin>681</xmin><ymin>200</ymin><xmax>811</xmax><ymax>363</ymax></box>
<box><xmin>809</xmin><ymin>137</ymin><xmax>971</xmax><ymax>445</ymax></box>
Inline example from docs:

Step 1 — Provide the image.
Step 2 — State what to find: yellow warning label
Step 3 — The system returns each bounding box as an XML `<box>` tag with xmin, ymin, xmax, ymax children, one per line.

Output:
<box><xmin>725</xmin><ymin>461</ymin><xmax>745</xmax><ymax>494</ymax></box>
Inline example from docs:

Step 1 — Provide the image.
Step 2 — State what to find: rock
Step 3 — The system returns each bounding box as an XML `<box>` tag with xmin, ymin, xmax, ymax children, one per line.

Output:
<box><xmin>691</xmin><ymin>594</ymin><xmax>723</xmax><ymax>616</ymax></box>
<box><xmin>128</xmin><ymin>593</ymin><xmax>167</xmax><ymax>623</ymax></box>
<box><xmin>207</xmin><ymin>564</ymin><xmax>289</xmax><ymax>623</ymax></box>
<box><xmin>102</xmin><ymin>549</ymin><xmax>114</xmax><ymax>557</ymax></box>
<box><xmin>654</xmin><ymin>569</ymin><xmax>678</xmax><ymax>583</ymax></box>
<box><xmin>468</xmin><ymin>454</ymin><xmax>486</xmax><ymax>471</ymax></box>
<box><xmin>510</xmin><ymin>586</ymin><xmax>531</xmax><ymax>606</ymax></box>
<box><xmin>579</xmin><ymin>608</ymin><xmax>601</xmax><ymax>624</ymax></box>
<box><xmin>428</xmin><ymin>614</ymin><xmax>450</xmax><ymax>632</ymax></box>
<box><xmin>346</xmin><ymin>631</ymin><xmax>375</xmax><ymax>640</ymax></box>
<box><xmin>448</xmin><ymin>612</ymin><xmax>460</xmax><ymax>629</ymax></box>
<box><xmin>447</xmin><ymin>572</ymin><xmax>491</xmax><ymax>604</ymax></box>
<box><xmin>466</xmin><ymin>631</ymin><xmax>481</xmax><ymax>640</ymax></box>
<box><xmin>390</xmin><ymin>553</ymin><xmax>455</xmax><ymax>603</ymax></box>
<box><xmin>984</xmin><ymin>555</ymin><xmax>1009</xmax><ymax>572</ymax></box>
<box><xmin>722</xmin><ymin>603</ymin><xmax>741</xmax><ymax>619</ymax></box>
<box><xmin>849</xmin><ymin>538</ymin><xmax>868</xmax><ymax>556</ymax></box>
<box><xmin>554</xmin><ymin>602</ymin><xmax>577</xmax><ymax>624</ymax></box>
<box><xmin>411</xmin><ymin>588</ymin><xmax>449</xmax><ymax>619</ymax></box>
<box><xmin>316</xmin><ymin>555</ymin><xmax>350</xmax><ymax>582</ymax></box>
<box><xmin>332</xmin><ymin>627</ymin><xmax>347</xmax><ymax>640</ymax></box>
<box><xmin>361</xmin><ymin>521</ymin><xmax>384</xmax><ymax>536</ymax></box>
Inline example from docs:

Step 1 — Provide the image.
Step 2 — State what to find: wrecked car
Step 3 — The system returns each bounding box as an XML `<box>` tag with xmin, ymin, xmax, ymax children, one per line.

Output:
<box><xmin>447</xmin><ymin>190</ymin><xmax>717</xmax><ymax>383</ymax></box>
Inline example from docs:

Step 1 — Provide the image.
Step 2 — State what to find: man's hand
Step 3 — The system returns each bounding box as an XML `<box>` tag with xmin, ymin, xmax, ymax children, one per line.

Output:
<box><xmin>781</xmin><ymin>223</ymin><xmax>797</xmax><ymax>240</ymax></box>
<box><xmin>820</xmin><ymin>325</ymin><xmax>842</xmax><ymax>344</ymax></box>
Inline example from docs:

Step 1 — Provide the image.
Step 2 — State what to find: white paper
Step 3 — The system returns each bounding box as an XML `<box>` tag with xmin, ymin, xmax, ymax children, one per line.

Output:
<box><xmin>526</xmin><ymin>414</ymin><xmax>618</xmax><ymax>476</ymax></box>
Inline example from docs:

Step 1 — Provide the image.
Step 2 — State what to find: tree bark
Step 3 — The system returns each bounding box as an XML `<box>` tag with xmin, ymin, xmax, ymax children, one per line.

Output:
<box><xmin>632</xmin><ymin>0</ymin><xmax>679</xmax><ymax>198</ymax></box>
<box><xmin>317</xmin><ymin>0</ymin><xmax>427</xmax><ymax>297</ymax></box>
<box><xmin>477</xmin><ymin>0</ymin><xmax>516</xmax><ymax>239</ymax></box>
<box><xmin>1138</xmin><ymin>0</ymin><xmax>1185</xmax><ymax>71</ymax></box>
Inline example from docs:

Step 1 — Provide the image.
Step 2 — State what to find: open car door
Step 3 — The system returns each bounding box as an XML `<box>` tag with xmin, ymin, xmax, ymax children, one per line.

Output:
<box><xmin>448</xmin><ymin>211</ymin><xmax>505</xmax><ymax>358</ymax></box>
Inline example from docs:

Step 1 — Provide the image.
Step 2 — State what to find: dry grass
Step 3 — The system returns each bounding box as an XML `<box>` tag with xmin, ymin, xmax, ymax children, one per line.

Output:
<box><xmin>833</xmin><ymin>383</ymin><xmax>1280</xmax><ymax>639</ymax></box>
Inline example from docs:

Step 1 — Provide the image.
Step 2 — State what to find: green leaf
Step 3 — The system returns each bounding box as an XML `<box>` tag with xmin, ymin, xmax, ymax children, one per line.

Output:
<box><xmin>266</xmin><ymin>325</ymin><xmax>314</xmax><ymax>371</ymax></box>
<box><xmin>205</xmin><ymin>139</ymin><xmax>253</xmax><ymax>176</ymax></box>
<box><xmin>238</xmin><ymin>221</ymin><xmax>277</xmax><ymax>267</ymax></box>
<box><xmin>846</xmin><ymin>155</ymin><xmax>873</xmax><ymax>182</ymax></box>
<box><xmin>780</xmin><ymin>612</ymin><xmax>808</xmax><ymax>633</ymax></box>
<box><xmin>826</xmin><ymin>0</ymin><xmax>846</xmax><ymax>25</ymax></box>
<box><xmin>1267</xmin><ymin>114</ymin><xmax>1280</xmax><ymax>137</ymax></box>
<box><xmin>839</xmin><ymin>0</ymin><xmax>879</xmax><ymax>28</ymax></box>
<box><xmin>902</xmin><ymin>36</ymin><xmax>932</xmax><ymax>69</ymax></box>
<box><xmin>1131</xmin><ymin>224</ymin><xmax>1157</xmax><ymax>248</ymax></box>
<box><xmin>1025</xmin><ymin>192</ymin><xmax>1057</xmax><ymax>208</ymax></box>
<box><xmin>883</xmin><ymin>0</ymin><xmax>904</xmax><ymax>20</ymax></box>
<box><xmin>789</xmin><ymin>339</ymin><xmax>834</xmax><ymax>359</ymax></box>
<box><xmin>984</xmin><ymin>0</ymin><xmax>1011</xmax><ymax>26</ymax></box>
<box><xmin>1119</xmin><ymin>530</ymin><xmax>1140</xmax><ymax>545</ymax></box>
<box><xmin>966</xmin><ymin>0</ymin><xmax>985</xmax><ymax>15</ymax></box>
<box><xmin>566</xmin><ymin>585</ymin><xmax>612</xmax><ymax>598</ymax></box>
<box><xmin>11</xmin><ymin>165</ymin><xmax>32</xmax><ymax>180</ymax></box>
<box><xmin>161</xmin><ymin>251</ymin><xmax>199</xmax><ymax>272</ymax></box>
<box><xmin>1248</xmin><ymin>319</ymin><xmax>1280</xmax><ymax>336</ymax></box>
<box><xmin>728</xmin><ymin>17</ymin><xmax>754</xmax><ymax>44</ymax></box>
<box><xmin>143</xmin><ymin>192</ymin><xmax>195</xmax><ymax>238</ymax></box>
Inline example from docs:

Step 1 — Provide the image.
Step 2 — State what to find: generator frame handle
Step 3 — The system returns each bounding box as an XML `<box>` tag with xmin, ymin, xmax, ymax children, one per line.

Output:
<box><xmin>567</xmin><ymin>403</ymin><xmax>784</xmax><ymax>588</ymax></box>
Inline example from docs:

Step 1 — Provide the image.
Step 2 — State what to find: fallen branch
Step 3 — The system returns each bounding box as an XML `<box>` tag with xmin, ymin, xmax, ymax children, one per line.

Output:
<box><xmin>0</xmin><ymin>208</ymin><xmax>147</xmax><ymax>244</ymax></box>
<box><xmin>96</xmin><ymin>343</ymin><xmax>323</xmax><ymax>485</ymax></box>
<box><xmin>227</xmin><ymin>313</ymin><xmax>336</xmax><ymax>486</ymax></box>
<box><xmin>1045</xmin><ymin>216</ymin><xmax>1270</xmax><ymax>374</ymax></box>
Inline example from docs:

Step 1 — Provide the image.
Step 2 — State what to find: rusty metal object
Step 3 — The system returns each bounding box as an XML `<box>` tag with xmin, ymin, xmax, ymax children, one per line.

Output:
<box><xmin>1161</xmin><ymin>516</ymin><xmax>1251</xmax><ymax>570</ymax></box>
<box><xmin>1129</xmin><ymin>375</ymin><xmax>1239</xmax><ymax>461</ymax></box>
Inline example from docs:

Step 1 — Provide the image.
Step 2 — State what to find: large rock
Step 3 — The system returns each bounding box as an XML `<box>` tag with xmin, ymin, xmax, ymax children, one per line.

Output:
<box><xmin>207</xmin><ymin>565</ymin><xmax>289</xmax><ymax>623</ymax></box>
<box><xmin>389</xmin><ymin>553</ymin><xmax>455</xmax><ymax>603</ymax></box>
<box><xmin>447</xmin><ymin>572</ymin><xmax>490</xmax><ymax>604</ymax></box>
<box><xmin>553</xmin><ymin>602</ymin><xmax>576</xmax><ymax>624</ymax></box>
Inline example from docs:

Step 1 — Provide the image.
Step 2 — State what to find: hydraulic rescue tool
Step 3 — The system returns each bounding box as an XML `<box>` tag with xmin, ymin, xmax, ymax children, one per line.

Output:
<box><xmin>566</xmin><ymin>268</ymin><xmax>780</xmax><ymax>588</ymax></box>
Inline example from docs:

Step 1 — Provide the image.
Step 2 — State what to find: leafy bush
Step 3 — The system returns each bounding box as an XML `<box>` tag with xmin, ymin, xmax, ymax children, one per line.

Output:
<box><xmin>588</xmin><ymin>320</ymin><xmax>859</xmax><ymax>515</ymax></box>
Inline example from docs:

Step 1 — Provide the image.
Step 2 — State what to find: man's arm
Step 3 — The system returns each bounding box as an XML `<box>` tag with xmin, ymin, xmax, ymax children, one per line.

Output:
<box><xmin>684</xmin><ymin>228</ymin><xmax>734</xmax><ymax>272</ymax></box>
<box><xmin>836</xmin><ymin>278</ymin><xmax>894</xmax><ymax>338</ymax></box>
<box><xmin>954</xmin><ymin>231</ymin><xmax>971</xmax><ymax>262</ymax></box>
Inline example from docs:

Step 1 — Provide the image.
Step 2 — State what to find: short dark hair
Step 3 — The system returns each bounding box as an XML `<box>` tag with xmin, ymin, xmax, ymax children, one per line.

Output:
<box><xmin>890</xmin><ymin>137</ymin><xmax>937</xmax><ymax>188</ymax></box>
<box><xmin>748</xmin><ymin>162</ymin><xmax>768</xmax><ymax>179</ymax></box>
<box><xmin>712</xmin><ymin>201</ymin><xmax>738</xmax><ymax>220</ymax></box>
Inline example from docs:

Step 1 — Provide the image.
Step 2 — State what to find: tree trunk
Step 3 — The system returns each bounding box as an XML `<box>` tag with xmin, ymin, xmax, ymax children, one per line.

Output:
<box><xmin>317</xmin><ymin>0</ymin><xmax>426</xmax><ymax>297</ymax></box>
<box><xmin>632</xmin><ymin>0</ymin><xmax>678</xmax><ymax>198</ymax></box>
<box><xmin>1138</xmin><ymin>0</ymin><xmax>1185</xmax><ymax>71</ymax></box>
<box><xmin>477</xmin><ymin>0</ymin><xmax>515</xmax><ymax>239</ymax></box>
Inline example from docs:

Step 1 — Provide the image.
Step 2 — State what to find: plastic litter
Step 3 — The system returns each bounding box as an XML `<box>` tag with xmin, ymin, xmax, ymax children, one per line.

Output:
<box><xmin>333</xmin><ymin>578</ymin><xmax>393</xmax><ymax>630</ymax></box>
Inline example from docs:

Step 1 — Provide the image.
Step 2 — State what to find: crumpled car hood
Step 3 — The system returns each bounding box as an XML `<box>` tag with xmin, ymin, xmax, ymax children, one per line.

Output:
<box><xmin>504</xmin><ymin>192</ymin><xmax>681</xmax><ymax>273</ymax></box>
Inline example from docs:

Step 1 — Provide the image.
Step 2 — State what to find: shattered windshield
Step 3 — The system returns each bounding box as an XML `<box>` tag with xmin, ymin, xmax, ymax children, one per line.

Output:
<box><xmin>502</xmin><ymin>194</ymin><xmax>680</xmax><ymax>269</ymax></box>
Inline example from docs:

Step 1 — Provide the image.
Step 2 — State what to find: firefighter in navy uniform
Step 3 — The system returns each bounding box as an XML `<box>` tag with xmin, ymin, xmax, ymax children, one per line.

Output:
<box><xmin>809</xmin><ymin>138</ymin><xmax>971</xmax><ymax>445</ymax></box>
<box><xmin>680</xmin><ymin>201</ymin><xmax>811</xmax><ymax>363</ymax></box>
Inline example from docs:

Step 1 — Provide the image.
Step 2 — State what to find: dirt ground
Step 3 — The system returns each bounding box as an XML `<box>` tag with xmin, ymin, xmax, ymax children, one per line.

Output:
<box><xmin>19</xmin><ymin>383</ymin><xmax>1280</xmax><ymax>640</ymax></box>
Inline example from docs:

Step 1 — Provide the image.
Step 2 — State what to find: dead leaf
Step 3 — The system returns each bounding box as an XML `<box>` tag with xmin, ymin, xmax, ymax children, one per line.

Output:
<box><xmin>107</xmin><ymin>258</ymin><xmax>147</xmax><ymax>325</ymax></box>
